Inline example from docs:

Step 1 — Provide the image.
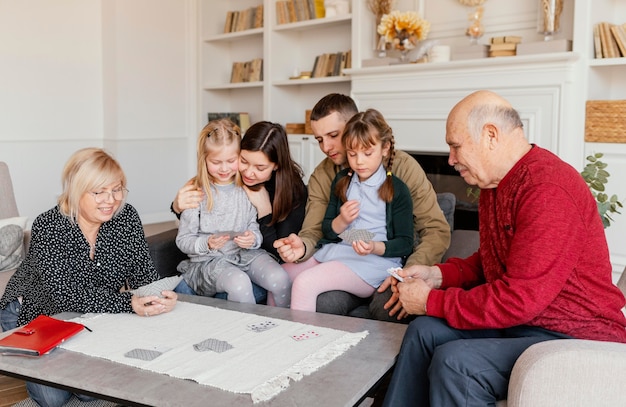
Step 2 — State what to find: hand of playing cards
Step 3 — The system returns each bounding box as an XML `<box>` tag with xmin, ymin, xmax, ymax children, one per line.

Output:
<box><xmin>339</xmin><ymin>228</ymin><xmax>375</xmax><ymax>243</ymax></box>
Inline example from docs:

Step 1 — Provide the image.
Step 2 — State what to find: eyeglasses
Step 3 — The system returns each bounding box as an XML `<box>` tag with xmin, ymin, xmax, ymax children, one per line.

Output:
<box><xmin>89</xmin><ymin>187</ymin><xmax>128</xmax><ymax>203</ymax></box>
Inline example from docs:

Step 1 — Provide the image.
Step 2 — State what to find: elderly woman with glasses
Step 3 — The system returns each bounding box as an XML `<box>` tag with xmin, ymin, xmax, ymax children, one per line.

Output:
<box><xmin>0</xmin><ymin>147</ymin><xmax>177</xmax><ymax>407</ymax></box>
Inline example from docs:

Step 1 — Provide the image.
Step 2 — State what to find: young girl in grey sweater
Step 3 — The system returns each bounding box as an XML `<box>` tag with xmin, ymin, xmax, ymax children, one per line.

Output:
<box><xmin>175</xmin><ymin>119</ymin><xmax>291</xmax><ymax>307</ymax></box>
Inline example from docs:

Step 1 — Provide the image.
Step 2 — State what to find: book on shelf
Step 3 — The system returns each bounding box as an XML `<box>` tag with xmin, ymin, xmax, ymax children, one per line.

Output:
<box><xmin>230</xmin><ymin>58</ymin><xmax>263</xmax><ymax>83</ymax></box>
<box><xmin>325</xmin><ymin>53</ymin><xmax>337</xmax><ymax>77</ymax></box>
<box><xmin>490</xmin><ymin>36</ymin><xmax>522</xmax><ymax>44</ymax></box>
<box><xmin>0</xmin><ymin>315</ymin><xmax>85</xmax><ymax>357</ymax></box>
<box><xmin>223</xmin><ymin>6</ymin><xmax>262</xmax><ymax>33</ymax></box>
<box><xmin>307</xmin><ymin>0</ymin><xmax>316</xmax><ymax>20</ymax></box>
<box><xmin>285</xmin><ymin>123</ymin><xmax>306</xmax><ymax>134</ymax></box>
<box><xmin>488</xmin><ymin>50</ymin><xmax>516</xmax><ymax>57</ymax></box>
<box><xmin>207</xmin><ymin>112</ymin><xmax>251</xmax><ymax>132</ymax></box>
<box><xmin>224</xmin><ymin>11</ymin><xmax>234</xmax><ymax>33</ymax></box>
<box><xmin>310</xmin><ymin>51</ymin><xmax>350</xmax><ymax>78</ymax></box>
<box><xmin>489</xmin><ymin>42</ymin><xmax>517</xmax><ymax>52</ymax></box>
<box><xmin>287</xmin><ymin>0</ymin><xmax>297</xmax><ymax>23</ymax></box>
<box><xmin>599</xmin><ymin>22</ymin><xmax>620</xmax><ymax>58</ymax></box>
<box><xmin>276</xmin><ymin>1</ymin><xmax>289</xmax><ymax>25</ymax></box>
<box><xmin>609</xmin><ymin>24</ymin><xmax>626</xmax><ymax>57</ymax></box>
<box><xmin>313</xmin><ymin>0</ymin><xmax>325</xmax><ymax>18</ymax></box>
<box><xmin>593</xmin><ymin>24</ymin><xmax>603</xmax><ymax>59</ymax></box>
<box><xmin>248</xmin><ymin>58</ymin><xmax>263</xmax><ymax>82</ymax></box>
<box><xmin>253</xmin><ymin>4</ymin><xmax>264</xmax><ymax>28</ymax></box>
<box><xmin>296</xmin><ymin>0</ymin><xmax>310</xmax><ymax>21</ymax></box>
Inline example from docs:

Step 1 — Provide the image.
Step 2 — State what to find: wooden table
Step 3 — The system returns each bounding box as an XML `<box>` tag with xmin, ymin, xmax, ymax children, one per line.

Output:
<box><xmin>0</xmin><ymin>295</ymin><xmax>407</xmax><ymax>406</ymax></box>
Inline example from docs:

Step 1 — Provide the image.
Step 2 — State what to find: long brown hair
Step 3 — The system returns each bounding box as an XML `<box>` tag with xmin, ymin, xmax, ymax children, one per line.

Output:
<box><xmin>335</xmin><ymin>109</ymin><xmax>396</xmax><ymax>203</ymax></box>
<box><xmin>194</xmin><ymin>118</ymin><xmax>242</xmax><ymax>211</ymax></box>
<box><xmin>241</xmin><ymin>121</ymin><xmax>306</xmax><ymax>225</ymax></box>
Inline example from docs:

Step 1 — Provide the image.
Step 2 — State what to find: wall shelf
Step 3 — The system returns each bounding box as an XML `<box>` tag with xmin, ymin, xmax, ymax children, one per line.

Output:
<box><xmin>273</xmin><ymin>14</ymin><xmax>351</xmax><ymax>32</ymax></box>
<box><xmin>205</xmin><ymin>28</ymin><xmax>263</xmax><ymax>42</ymax></box>
<box><xmin>273</xmin><ymin>76</ymin><xmax>350</xmax><ymax>86</ymax></box>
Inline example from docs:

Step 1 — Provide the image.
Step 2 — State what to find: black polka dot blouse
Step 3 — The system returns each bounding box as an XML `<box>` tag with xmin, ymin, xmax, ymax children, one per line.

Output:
<box><xmin>0</xmin><ymin>203</ymin><xmax>158</xmax><ymax>326</ymax></box>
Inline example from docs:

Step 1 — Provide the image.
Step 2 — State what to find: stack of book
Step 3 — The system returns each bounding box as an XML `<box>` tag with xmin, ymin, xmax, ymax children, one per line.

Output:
<box><xmin>223</xmin><ymin>5</ymin><xmax>264</xmax><ymax>33</ymax></box>
<box><xmin>593</xmin><ymin>22</ymin><xmax>626</xmax><ymax>59</ymax></box>
<box><xmin>311</xmin><ymin>50</ymin><xmax>351</xmax><ymax>78</ymax></box>
<box><xmin>230</xmin><ymin>58</ymin><xmax>263</xmax><ymax>83</ymax></box>
<box><xmin>285</xmin><ymin>123</ymin><xmax>306</xmax><ymax>134</ymax></box>
<box><xmin>488</xmin><ymin>36</ymin><xmax>521</xmax><ymax>57</ymax></box>
<box><xmin>276</xmin><ymin>0</ymin><xmax>325</xmax><ymax>25</ymax></box>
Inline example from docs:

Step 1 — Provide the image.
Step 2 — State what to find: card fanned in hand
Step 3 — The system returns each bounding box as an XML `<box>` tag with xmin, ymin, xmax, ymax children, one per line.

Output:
<box><xmin>131</xmin><ymin>276</ymin><xmax>183</xmax><ymax>298</ymax></box>
<box><xmin>339</xmin><ymin>229</ymin><xmax>375</xmax><ymax>243</ymax></box>
<box><xmin>0</xmin><ymin>315</ymin><xmax>85</xmax><ymax>356</ymax></box>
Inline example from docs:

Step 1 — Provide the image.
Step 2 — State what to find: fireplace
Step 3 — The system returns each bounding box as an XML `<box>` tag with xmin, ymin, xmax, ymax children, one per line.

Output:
<box><xmin>409</xmin><ymin>152</ymin><xmax>478</xmax><ymax>231</ymax></box>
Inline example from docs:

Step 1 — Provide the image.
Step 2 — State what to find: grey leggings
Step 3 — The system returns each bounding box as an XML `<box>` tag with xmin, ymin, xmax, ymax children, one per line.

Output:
<box><xmin>216</xmin><ymin>253</ymin><xmax>291</xmax><ymax>307</ymax></box>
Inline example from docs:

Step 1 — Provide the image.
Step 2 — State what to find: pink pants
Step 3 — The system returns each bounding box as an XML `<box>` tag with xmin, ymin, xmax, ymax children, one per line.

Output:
<box><xmin>283</xmin><ymin>257</ymin><xmax>375</xmax><ymax>312</ymax></box>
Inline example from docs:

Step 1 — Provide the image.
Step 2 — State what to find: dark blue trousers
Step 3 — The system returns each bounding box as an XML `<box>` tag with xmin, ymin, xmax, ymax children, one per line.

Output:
<box><xmin>382</xmin><ymin>316</ymin><xmax>571</xmax><ymax>407</ymax></box>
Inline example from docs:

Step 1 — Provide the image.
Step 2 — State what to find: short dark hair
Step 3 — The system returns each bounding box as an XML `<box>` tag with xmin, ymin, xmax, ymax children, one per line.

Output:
<box><xmin>310</xmin><ymin>93</ymin><xmax>358</xmax><ymax>123</ymax></box>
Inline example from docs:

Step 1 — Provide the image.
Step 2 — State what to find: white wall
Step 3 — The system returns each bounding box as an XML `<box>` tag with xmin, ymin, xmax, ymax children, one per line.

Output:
<box><xmin>0</xmin><ymin>0</ymin><xmax>195</xmax><ymax>226</ymax></box>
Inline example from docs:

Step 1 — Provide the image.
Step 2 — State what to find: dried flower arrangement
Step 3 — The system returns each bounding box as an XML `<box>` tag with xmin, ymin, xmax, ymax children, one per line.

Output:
<box><xmin>377</xmin><ymin>10</ymin><xmax>430</xmax><ymax>51</ymax></box>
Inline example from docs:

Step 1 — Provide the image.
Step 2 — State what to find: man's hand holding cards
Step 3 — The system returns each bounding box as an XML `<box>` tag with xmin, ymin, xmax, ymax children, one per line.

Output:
<box><xmin>387</xmin><ymin>267</ymin><xmax>404</xmax><ymax>282</ymax></box>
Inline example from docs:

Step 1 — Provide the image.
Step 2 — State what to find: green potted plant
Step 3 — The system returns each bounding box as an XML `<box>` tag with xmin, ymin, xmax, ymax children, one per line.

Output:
<box><xmin>581</xmin><ymin>153</ymin><xmax>623</xmax><ymax>228</ymax></box>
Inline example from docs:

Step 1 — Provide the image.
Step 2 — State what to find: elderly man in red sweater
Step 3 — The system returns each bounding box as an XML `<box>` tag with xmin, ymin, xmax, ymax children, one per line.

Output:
<box><xmin>381</xmin><ymin>90</ymin><xmax>626</xmax><ymax>407</ymax></box>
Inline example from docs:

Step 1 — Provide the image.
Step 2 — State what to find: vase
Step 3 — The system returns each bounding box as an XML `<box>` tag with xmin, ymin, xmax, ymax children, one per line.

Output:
<box><xmin>537</xmin><ymin>0</ymin><xmax>563</xmax><ymax>41</ymax></box>
<box><xmin>466</xmin><ymin>6</ymin><xmax>485</xmax><ymax>44</ymax></box>
<box><xmin>399</xmin><ymin>49</ymin><xmax>410</xmax><ymax>63</ymax></box>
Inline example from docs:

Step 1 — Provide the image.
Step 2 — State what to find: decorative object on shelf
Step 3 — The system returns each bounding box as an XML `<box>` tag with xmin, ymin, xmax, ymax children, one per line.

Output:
<box><xmin>458</xmin><ymin>0</ymin><xmax>486</xmax><ymax>43</ymax></box>
<box><xmin>581</xmin><ymin>153</ymin><xmax>623</xmax><ymax>228</ymax></box>
<box><xmin>428</xmin><ymin>45</ymin><xmax>451</xmax><ymax>62</ymax></box>
<box><xmin>324</xmin><ymin>0</ymin><xmax>350</xmax><ymax>17</ymax></box>
<box><xmin>537</xmin><ymin>0</ymin><xmax>563</xmax><ymax>41</ymax></box>
<box><xmin>377</xmin><ymin>10</ymin><xmax>430</xmax><ymax>63</ymax></box>
<box><xmin>466</xmin><ymin>6</ymin><xmax>485</xmax><ymax>43</ymax></box>
<box><xmin>367</xmin><ymin>0</ymin><xmax>395</xmax><ymax>56</ymax></box>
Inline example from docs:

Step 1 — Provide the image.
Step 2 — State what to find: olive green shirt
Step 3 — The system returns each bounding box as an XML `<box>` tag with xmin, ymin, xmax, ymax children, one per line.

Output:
<box><xmin>299</xmin><ymin>150</ymin><xmax>451</xmax><ymax>266</ymax></box>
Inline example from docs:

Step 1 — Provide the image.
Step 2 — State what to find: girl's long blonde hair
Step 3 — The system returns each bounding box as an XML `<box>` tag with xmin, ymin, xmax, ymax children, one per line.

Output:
<box><xmin>194</xmin><ymin>118</ymin><xmax>242</xmax><ymax>211</ymax></box>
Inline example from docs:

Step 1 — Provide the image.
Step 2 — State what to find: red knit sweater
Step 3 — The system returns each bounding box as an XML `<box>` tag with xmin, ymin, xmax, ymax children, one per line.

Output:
<box><xmin>428</xmin><ymin>146</ymin><xmax>626</xmax><ymax>343</ymax></box>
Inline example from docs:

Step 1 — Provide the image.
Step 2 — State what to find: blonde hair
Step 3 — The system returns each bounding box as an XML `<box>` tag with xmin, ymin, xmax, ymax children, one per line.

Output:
<box><xmin>194</xmin><ymin>118</ymin><xmax>242</xmax><ymax>211</ymax></box>
<box><xmin>58</xmin><ymin>147</ymin><xmax>127</xmax><ymax>222</ymax></box>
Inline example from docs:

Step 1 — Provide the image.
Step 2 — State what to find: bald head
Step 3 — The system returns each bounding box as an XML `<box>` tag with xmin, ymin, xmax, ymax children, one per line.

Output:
<box><xmin>446</xmin><ymin>90</ymin><xmax>531</xmax><ymax>189</ymax></box>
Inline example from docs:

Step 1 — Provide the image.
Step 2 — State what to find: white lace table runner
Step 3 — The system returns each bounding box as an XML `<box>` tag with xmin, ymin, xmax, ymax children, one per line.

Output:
<box><xmin>60</xmin><ymin>301</ymin><xmax>368</xmax><ymax>403</ymax></box>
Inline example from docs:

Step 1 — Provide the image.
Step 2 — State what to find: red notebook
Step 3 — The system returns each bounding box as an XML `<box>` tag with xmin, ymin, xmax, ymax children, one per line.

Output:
<box><xmin>0</xmin><ymin>315</ymin><xmax>85</xmax><ymax>356</ymax></box>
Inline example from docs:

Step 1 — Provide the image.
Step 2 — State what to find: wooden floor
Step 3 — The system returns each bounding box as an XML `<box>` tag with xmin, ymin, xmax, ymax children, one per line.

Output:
<box><xmin>0</xmin><ymin>374</ymin><xmax>27</xmax><ymax>406</ymax></box>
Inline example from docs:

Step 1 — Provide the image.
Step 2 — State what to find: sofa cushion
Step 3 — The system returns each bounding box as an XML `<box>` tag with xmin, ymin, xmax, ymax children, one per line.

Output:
<box><xmin>0</xmin><ymin>216</ymin><xmax>27</xmax><ymax>272</ymax></box>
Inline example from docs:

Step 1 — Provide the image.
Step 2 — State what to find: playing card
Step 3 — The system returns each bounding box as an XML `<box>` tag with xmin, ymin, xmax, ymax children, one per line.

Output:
<box><xmin>246</xmin><ymin>320</ymin><xmax>278</xmax><ymax>333</ymax></box>
<box><xmin>387</xmin><ymin>267</ymin><xmax>404</xmax><ymax>282</ymax></box>
<box><xmin>339</xmin><ymin>228</ymin><xmax>375</xmax><ymax>243</ymax></box>
<box><xmin>193</xmin><ymin>338</ymin><xmax>233</xmax><ymax>353</ymax></box>
<box><xmin>214</xmin><ymin>230</ymin><xmax>245</xmax><ymax>239</ymax></box>
<box><xmin>124</xmin><ymin>348</ymin><xmax>165</xmax><ymax>361</ymax></box>
<box><xmin>131</xmin><ymin>275</ymin><xmax>182</xmax><ymax>298</ymax></box>
<box><xmin>291</xmin><ymin>330</ymin><xmax>321</xmax><ymax>341</ymax></box>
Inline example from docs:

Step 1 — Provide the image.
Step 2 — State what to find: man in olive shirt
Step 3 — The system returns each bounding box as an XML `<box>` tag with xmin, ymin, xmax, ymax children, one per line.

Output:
<box><xmin>274</xmin><ymin>93</ymin><xmax>450</xmax><ymax>321</ymax></box>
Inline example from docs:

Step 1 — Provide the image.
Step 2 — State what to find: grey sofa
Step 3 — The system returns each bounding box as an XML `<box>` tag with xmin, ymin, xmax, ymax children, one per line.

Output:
<box><xmin>2</xmin><ymin>161</ymin><xmax>626</xmax><ymax>406</ymax></box>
